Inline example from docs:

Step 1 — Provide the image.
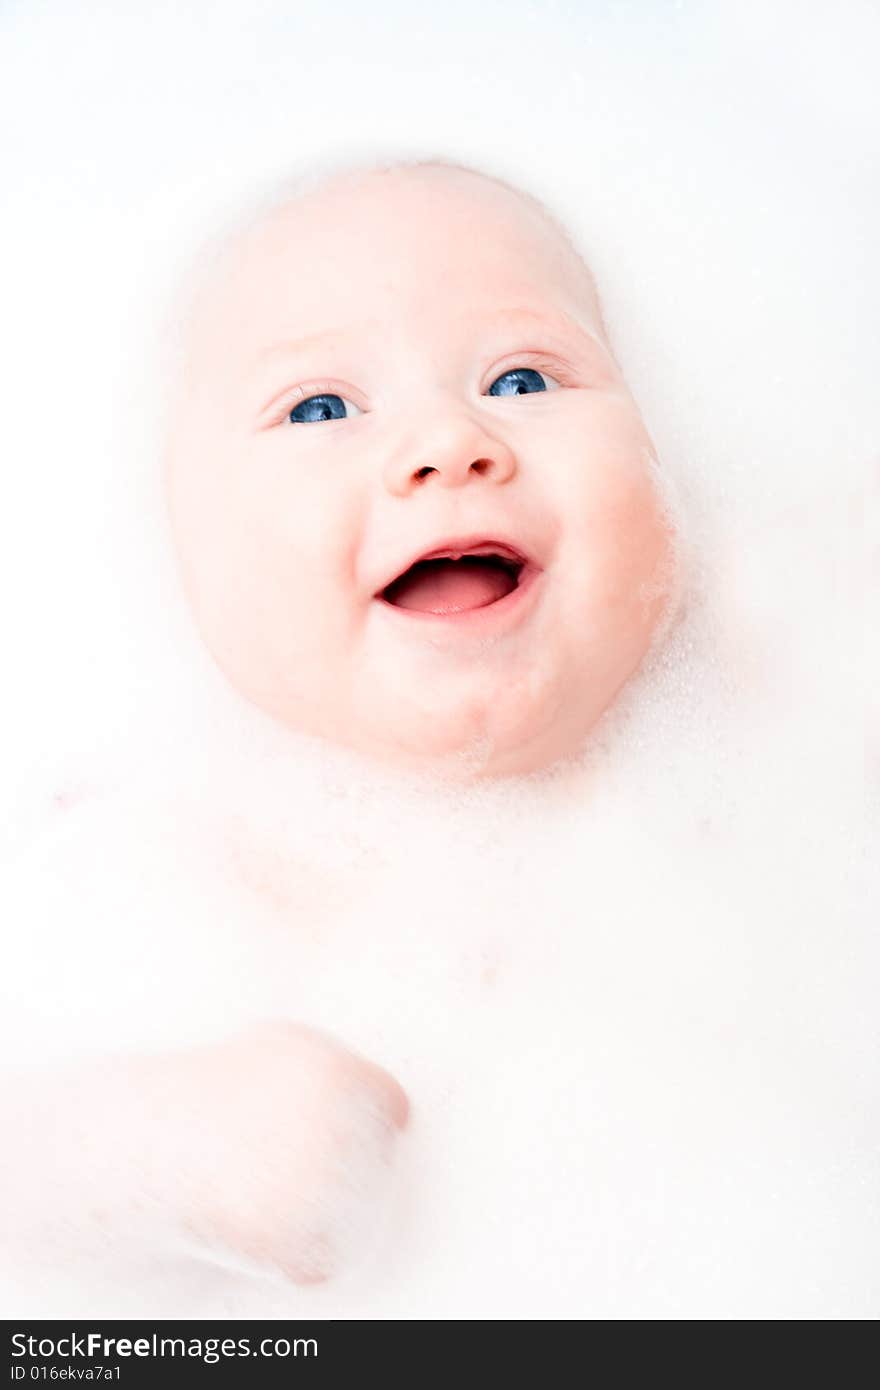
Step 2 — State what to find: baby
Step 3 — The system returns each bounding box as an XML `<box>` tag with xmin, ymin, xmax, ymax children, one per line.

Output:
<box><xmin>163</xmin><ymin>158</ymin><xmax>680</xmax><ymax>779</ymax></box>
<box><xmin>7</xmin><ymin>158</ymin><xmax>682</xmax><ymax>1300</ymax></box>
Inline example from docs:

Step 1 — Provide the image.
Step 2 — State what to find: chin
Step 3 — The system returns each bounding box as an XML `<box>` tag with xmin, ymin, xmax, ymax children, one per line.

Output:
<box><xmin>346</xmin><ymin>691</ymin><xmax>583</xmax><ymax>781</ymax></box>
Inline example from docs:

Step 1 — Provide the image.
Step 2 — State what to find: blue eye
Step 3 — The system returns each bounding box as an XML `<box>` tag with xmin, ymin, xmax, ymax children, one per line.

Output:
<box><xmin>288</xmin><ymin>393</ymin><xmax>359</xmax><ymax>424</ymax></box>
<box><xmin>487</xmin><ymin>368</ymin><xmax>549</xmax><ymax>397</ymax></box>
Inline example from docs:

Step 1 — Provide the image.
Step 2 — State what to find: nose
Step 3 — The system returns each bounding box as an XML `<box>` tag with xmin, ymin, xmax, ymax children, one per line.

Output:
<box><xmin>382</xmin><ymin>404</ymin><xmax>517</xmax><ymax>498</ymax></box>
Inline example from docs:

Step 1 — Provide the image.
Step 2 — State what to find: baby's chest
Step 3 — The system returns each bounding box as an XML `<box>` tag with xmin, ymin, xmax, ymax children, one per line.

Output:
<box><xmin>227</xmin><ymin>833</ymin><xmax>518</xmax><ymax>1058</ymax></box>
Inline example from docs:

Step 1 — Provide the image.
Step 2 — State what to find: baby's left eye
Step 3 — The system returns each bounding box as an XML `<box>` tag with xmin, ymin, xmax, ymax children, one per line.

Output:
<box><xmin>486</xmin><ymin>367</ymin><xmax>556</xmax><ymax>396</ymax></box>
<box><xmin>287</xmin><ymin>393</ymin><xmax>362</xmax><ymax>424</ymax></box>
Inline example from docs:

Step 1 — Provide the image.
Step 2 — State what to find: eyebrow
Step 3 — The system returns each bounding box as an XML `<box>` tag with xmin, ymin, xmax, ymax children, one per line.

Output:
<box><xmin>253</xmin><ymin>307</ymin><xmax>603</xmax><ymax>368</ymax></box>
<box><xmin>251</xmin><ymin>326</ymin><xmax>361</xmax><ymax>373</ymax></box>
<box><xmin>473</xmin><ymin>306</ymin><xmax>615</xmax><ymax>375</ymax></box>
<box><xmin>477</xmin><ymin>305</ymin><xmax>605</xmax><ymax>347</ymax></box>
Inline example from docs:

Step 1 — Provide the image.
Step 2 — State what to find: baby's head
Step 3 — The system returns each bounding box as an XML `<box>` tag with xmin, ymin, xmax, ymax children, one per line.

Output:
<box><xmin>163</xmin><ymin>159</ymin><xmax>680</xmax><ymax>777</ymax></box>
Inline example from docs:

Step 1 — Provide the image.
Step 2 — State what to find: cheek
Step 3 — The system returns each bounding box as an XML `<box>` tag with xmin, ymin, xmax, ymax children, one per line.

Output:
<box><xmin>588</xmin><ymin>470</ymin><xmax>674</xmax><ymax>605</ymax></box>
<box><xmin>168</xmin><ymin>430</ymin><xmax>364</xmax><ymax>666</ymax></box>
<box><xmin>237</xmin><ymin>442</ymin><xmax>356</xmax><ymax>563</ymax></box>
<box><xmin>547</xmin><ymin>411</ymin><xmax>679</xmax><ymax>640</ymax></box>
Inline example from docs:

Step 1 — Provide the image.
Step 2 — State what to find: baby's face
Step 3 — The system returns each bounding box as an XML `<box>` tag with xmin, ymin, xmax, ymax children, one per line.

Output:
<box><xmin>165</xmin><ymin>166</ymin><xmax>678</xmax><ymax>776</ymax></box>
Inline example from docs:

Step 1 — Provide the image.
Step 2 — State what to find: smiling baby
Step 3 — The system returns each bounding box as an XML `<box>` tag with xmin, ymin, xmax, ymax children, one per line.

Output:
<box><xmin>164</xmin><ymin>158</ymin><xmax>680</xmax><ymax>778</ymax></box>
<box><xmin>6</xmin><ymin>158</ymin><xmax>683</xmax><ymax>1298</ymax></box>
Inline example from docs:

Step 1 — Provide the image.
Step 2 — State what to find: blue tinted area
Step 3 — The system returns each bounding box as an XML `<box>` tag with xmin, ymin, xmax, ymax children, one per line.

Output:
<box><xmin>289</xmin><ymin>394</ymin><xmax>348</xmax><ymax>423</ymax></box>
<box><xmin>487</xmin><ymin>368</ymin><xmax>547</xmax><ymax>397</ymax></box>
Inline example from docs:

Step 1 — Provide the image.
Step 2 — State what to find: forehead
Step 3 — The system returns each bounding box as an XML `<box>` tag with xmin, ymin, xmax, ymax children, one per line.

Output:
<box><xmin>186</xmin><ymin>168</ymin><xmax>603</xmax><ymax>380</ymax></box>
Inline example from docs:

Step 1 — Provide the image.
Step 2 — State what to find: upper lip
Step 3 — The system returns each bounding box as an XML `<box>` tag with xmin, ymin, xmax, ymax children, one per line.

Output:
<box><xmin>373</xmin><ymin>534</ymin><xmax>538</xmax><ymax>599</ymax></box>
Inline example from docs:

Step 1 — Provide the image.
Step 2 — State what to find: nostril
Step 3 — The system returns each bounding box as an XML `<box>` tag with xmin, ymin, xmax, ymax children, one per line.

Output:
<box><xmin>470</xmin><ymin>459</ymin><xmax>491</xmax><ymax>476</ymax></box>
<box><xmin>415</xmin><ymin>465</ymin><xmax>436</xmax><ymax>481</ymax></box>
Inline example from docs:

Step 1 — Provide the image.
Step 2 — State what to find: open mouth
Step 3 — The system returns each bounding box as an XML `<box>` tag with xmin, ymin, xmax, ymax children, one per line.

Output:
<box><xmin>378</xmin><ymin>542</ymin><xmax>529</xmax><ymax>616</ymax></box>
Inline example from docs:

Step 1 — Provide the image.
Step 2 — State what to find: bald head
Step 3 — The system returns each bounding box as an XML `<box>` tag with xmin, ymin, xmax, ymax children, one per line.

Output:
<box><xmin>161</xmin><ymin>157</ymin><xmax>609</xmax><ymax>423</ymax></box>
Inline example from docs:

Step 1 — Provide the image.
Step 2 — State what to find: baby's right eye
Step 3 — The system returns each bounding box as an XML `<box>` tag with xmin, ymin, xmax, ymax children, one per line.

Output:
<box><xmin>288</xmin><ymin>393</ymin><xmax>362</xmax><ymax>424</ymax></box>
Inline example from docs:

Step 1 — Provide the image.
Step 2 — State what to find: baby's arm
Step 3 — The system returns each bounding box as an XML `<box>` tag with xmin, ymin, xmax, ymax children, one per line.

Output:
<box><xmin>0</xmin><ymin>1022</ymin><xmax>408</xmax><ymax>1285</ymax></box>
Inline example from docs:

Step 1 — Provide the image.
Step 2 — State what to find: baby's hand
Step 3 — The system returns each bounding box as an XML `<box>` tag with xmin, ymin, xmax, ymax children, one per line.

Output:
<box><xmin>3</xmin><ymin>1023</ymin><xmax>407</xmax><ymax>1287</ymax></box>
<box><xmin>148</xmin><ymin>1022</ymin><xmax>409</xmax><ymax>1284</ymax></box>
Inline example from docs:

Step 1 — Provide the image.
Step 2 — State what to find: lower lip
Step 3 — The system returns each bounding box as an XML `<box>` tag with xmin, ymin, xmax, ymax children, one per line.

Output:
<box><xmin>373</xmin><ymin>563</ymin><xmax>544</xmax><ymax>633</ymax></box>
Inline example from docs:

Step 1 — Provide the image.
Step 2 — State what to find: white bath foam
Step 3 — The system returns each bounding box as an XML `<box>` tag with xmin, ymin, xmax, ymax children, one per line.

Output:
<box><xmin>3</xmin><ymin>637</ymin><xmax>875</xmax><ymax>1321</ymax></box>
<box><xmin>0</xmin><ymin>0</ymin><xmax>877</xmax><ymax>1319</ymax></box>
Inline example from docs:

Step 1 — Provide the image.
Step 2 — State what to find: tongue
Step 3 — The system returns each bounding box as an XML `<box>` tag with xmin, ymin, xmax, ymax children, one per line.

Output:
<box><xmin>385</xmin><ymin>558</ymin><xmax>517</xmax><ymax>614</ymax></box>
